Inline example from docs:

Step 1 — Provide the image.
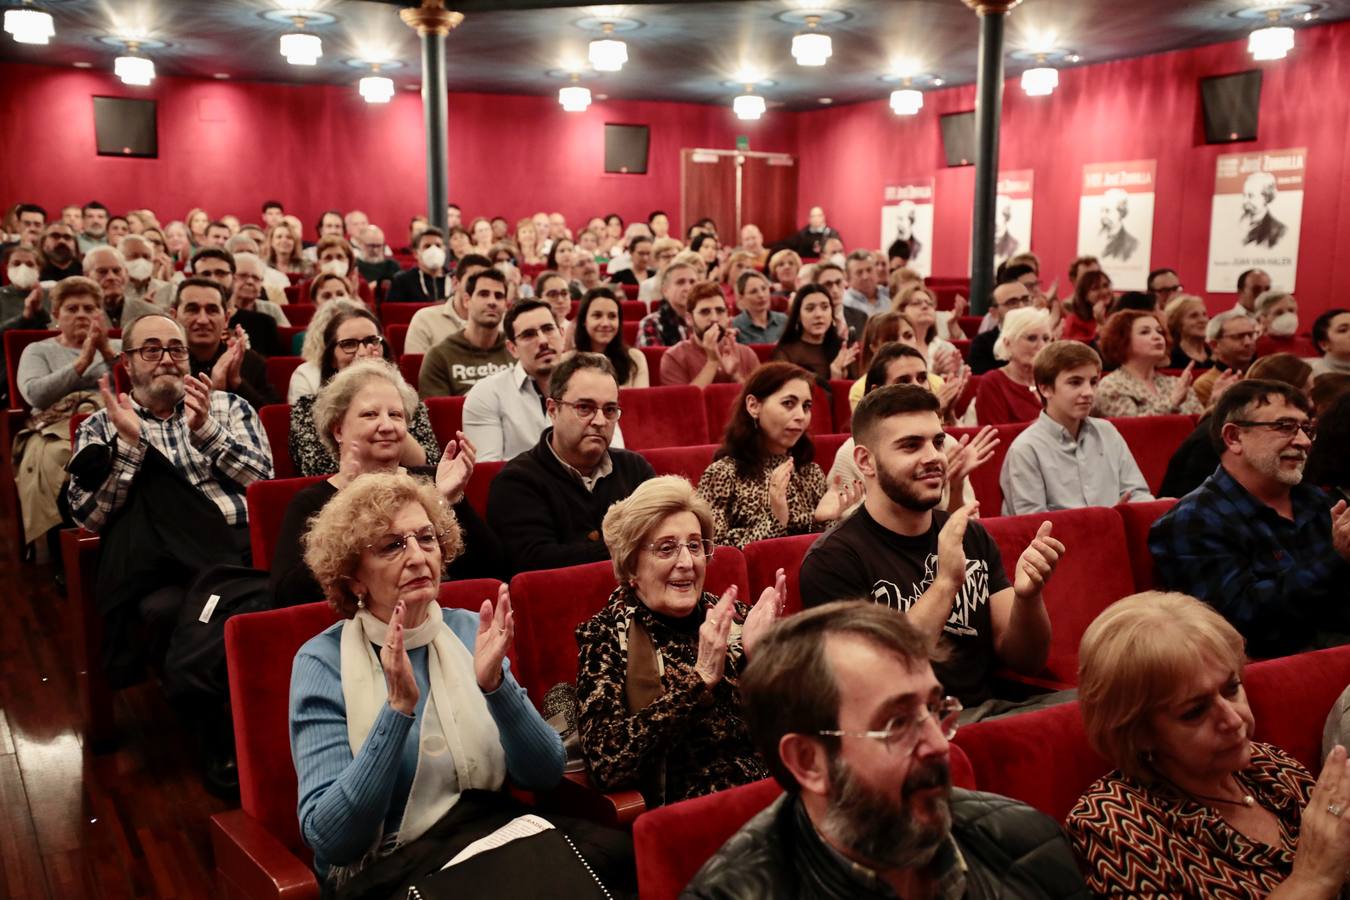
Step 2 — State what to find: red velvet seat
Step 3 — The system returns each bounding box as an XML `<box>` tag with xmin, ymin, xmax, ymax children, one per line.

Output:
<box><xmin>424</xmin><ymin>395</ymin><xmax>466</xmax><ymax>447</ymax></box>
<box><xmin>702</xmin><ymin>382</ymin><xmax>832</xmax><ymax>445</ymax></box>
<box><xmin>947</xmin><ymin>420</ymin><xmax>1027</xmax><ymax>515</ymax></box>
<box><xmin>743</xmin><ymin>533</ymin><xmax>817</xmax><ymax>616</ymax></box>
<box><xmin>621</xmin><ymin>300</ymin><xmax>648</xmax><ymax>320</ymax></box>
<box><xmin>828</xmin><ymin>378</ymin><xmax>855</xmax><ymax>433</ymax></box>
<box><xmin>951</xmin><ymin>338</ymin><xmax>971</xmax><ymax>360</ymax></box>
<box><xmin>632</xmin><ymin>747</ymin><xmax>977</xmax><ymax>900</ymax></box>
<box><xmin>958</xmin><ymin>315</ymin><xmax>984</xmax><ymax>336</ymax></box>
<box><xmin>981</xmin><ymin>507</ymin><xmax>1137</xmax><ymax>689</ymax></box>
<box><xmin>463</xmin><ymin>459</ymin><xmax>506</xmax><ymax>519</ymax></box>
<box><xmin>954</xmin><ymin>372</ymin><xmax>981</xmax><ymax>420</ymax></box>
<box><xmin>378</xmin><ymin>302</ymin><xmax>434</xmax><ymax>326</ymax></box>
<box><xmin>212</xmin><ymin>581</ymin><xmax>504</xmax><ymax>899</ymax></box>
<box><xmin>1108</xmin><ymin>415</ymin><xmax>1197</xmax><ymax>495</ymax></box>
<box><xmin>263</xmin><ymin>356</ymin><xmax>304</xmax><ymax>401</ymax></box>
<box><xmin>622</xmin><ymin>320</ymin><xmax>639</xmax><ymax>345</ymax></box>
<box><xmin>276</xmin><ymin>325</ymin><xmax>305</xmax><ymax>356</ymax></box>
<box><xmin>747</xmin><ymin>343</ymin><xmax>774</xmax><ymax>363</ymax></box>
<box><xmin>812</xmin><ymin>432</ymin><xmax>849</xmax><ymax>478</ymax></box>
<box><xmin>769</xmin><ymin>295</ymin><xmax>789</xmax><ymax>313</ymax></box>
<box><xmin>4</xmin><ymin>328</ymin><xmax>57</xmax><ymax>411</ymax></box>
<box><xmin>386</xmin><ymin>323</ymin><xmax>409</xmax><ymax>359</ymax></box>
<box><xmin>643</xmin><ymin>443</ymin><xmax>717</xmax><ymax>484</ymax></box>
<box><xmin>619</xmin><ymin>384</ymin><xmax>707</xmax><ymax>450</ymax></box>
<box><xmin>258</xmin><ymin>403</ymin><xmax>295</xmax><ymax>478</ymax></box>
<box><xmin>638</xmin><ymin>345</ymin><xmax>665</xmax><ymax>376</ymax></box>
<box><xmin>283</xmin><ymin>284</ymin><xmax>301</xmax><ymax>304</ymax></box>
<box><xmin>508</xmin><ymin>547</ymin><xmax>748</xmax><ymax>714</ymax></box>
<box><xmin>246</xmin><ymin>476</ymin><xmax>325</xmax><ymax>570</ymax></box>
<box><xmin>1116</xmin><ymin>498</ymin><xmax>1177</xmax><ymax>592</ymax></box>
<box><xmin>280</xmin><ymin>303</ymin><xmax>315</xmax><ymax>327</ymax></box>
<box><xmin>619</xmin><ymin>284</ymin><xmax>639</xmax><ymax>300</ymax></box>
<box><xmin>399</xmin><ymin>353</ymin><xmax>423</xmax><ymax>390</ymax></box>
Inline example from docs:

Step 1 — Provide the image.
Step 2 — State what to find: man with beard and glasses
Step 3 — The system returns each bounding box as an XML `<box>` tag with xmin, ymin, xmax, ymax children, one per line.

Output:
<box><xmin>799</xmin><ymin>385</ymin><xmax>1065</xmax><ymax>718</ymax></box>
<box><xmin>684</xmin><ymin>601</ymin><xmax>1088</xmax><ymax>899</ymax></box>
<box><xmin>1150</xmin><ymin>379</ymin><xmax>1350</xmax><ymax>658</ymax></box>
<box><xmin>39</xmin><ymin>222</ymin><xmax>83</xmax><ymax>281</ymax></box>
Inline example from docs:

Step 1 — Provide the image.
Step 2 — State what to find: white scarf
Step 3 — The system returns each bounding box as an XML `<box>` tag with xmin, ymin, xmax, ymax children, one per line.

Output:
<box><xmin>339</xmin><ymin>602</ymin><xmax>506</xmax><ymax>849</ymax></box>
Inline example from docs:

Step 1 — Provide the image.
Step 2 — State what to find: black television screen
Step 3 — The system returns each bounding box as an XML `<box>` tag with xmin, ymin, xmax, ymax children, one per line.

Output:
<box><xmin>604</xmin><ymin>124</ymin><xmax>649</xmax><ymax>174</ymax></box>
<box><xmin>1200</xmin><ymin>70</ymin><xmax>1262</xmax><ymax>144</ymax></box>
<box><xmin>94</xmin><ymin>96</ymin><xmax>158</xmax><ymax>158</ymax></box>
<box><xmin>940</xmin><ymin>111</ymin><xmax>975</xmax><ymax>167</ymax></box>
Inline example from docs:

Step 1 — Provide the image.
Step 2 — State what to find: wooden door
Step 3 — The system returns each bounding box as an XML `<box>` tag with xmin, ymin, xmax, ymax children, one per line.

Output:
<box><xmin>680</xmin><ymin>150</ymin><xmax>737</xmax><ymax>239</ymax></box>
<box><xmin>741</xmin><ymin>155</ymin><xmax>798</xmax><ymax>246</ymax></box>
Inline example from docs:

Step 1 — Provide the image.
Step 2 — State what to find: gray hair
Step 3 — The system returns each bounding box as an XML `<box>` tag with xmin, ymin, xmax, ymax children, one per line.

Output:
<box><xmin>312</xmin><ymin>358</ymin><xmax>419</xmax><ymax>458</ymax></box>
<box><xmin>1205</xmin><ymin>309</ymin><xmax>1255</xmax><ymax>343</ymax></box>
<box><xmin>122</xmin><ymin>311</ymin><xmax>186</xmax><ymax>347</ymax></box>
<box><xmin>232</xmin><ymin>251</ymin><xmax>264</xmax><ymax>273</ymax></box>
<box><xmin>549</xmin><ymin>351</ymin><xmax>617</xmax><ymax>402</ymax></box>
<box><xmin>1255</xmin><ymin>290</ymin><xmax>1295</xmax><ymax>318</ymax></box>
<box><xmin>994</xmin><ymin>307</ymin><xmax>1052</xmax><ymax>361</ymax></box>
<box><xmin>226</xmin><ymin>234</ymin><xmax>260</xmax><ymax>256</ymax></box>
<box><xmin>601</xmin><ymin>476</ymin><xmax>713</xmax><ymax>583</ymax></box>
<box><xmin>82</xmin><ymin>244</ymin><xmax>126</xmax><ymax>273</ymax></box>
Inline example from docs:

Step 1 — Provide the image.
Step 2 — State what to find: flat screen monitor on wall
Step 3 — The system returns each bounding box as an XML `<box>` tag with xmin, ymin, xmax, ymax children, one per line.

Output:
<box><xmin>1200</xmin><ymin>70</ymin><xmax>1262</xmax><ymax>144</ymax></box>
<box><xmin>94</xmin><ymin>96</ymin><xmax>158</xmax><ymax>158</ymax></box>
<box><xmin>605</xmin><ymin>123</ymin><xmax>649</xmax><ymax>174</ymax></box>
<box><xmin>940</xmin><ymin>111</ymin><xmax>976</xmax><ymax>167</ymax></box>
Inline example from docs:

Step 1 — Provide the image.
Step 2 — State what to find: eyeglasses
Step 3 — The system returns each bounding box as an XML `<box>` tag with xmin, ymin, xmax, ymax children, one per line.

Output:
<box><xmin>643</xmin><ymin>538</ymin><xmax>714</xmax><ymax>560</ymax></box>
<box><xmin>1001</xmin><ymin>296</ymin><xmax>1031</xmax><ymax>310</ymax></box>
<box><xmin>126</xmin><ymin>344</ymin><xmax>190</xmax><ymax>362</ymax></box>
<box><xmin>1231</xmin><ymin>418</ymin><xmax>1316</xmax><ymax>440</ymax></box>
<box><xmin>817</xmin><ymin>696</ymin><xmax>963</xmax><ymax>755</ymax></box>
<box><xmin>514</xmin><ymin>322</ymin><xmax>560</xmax><ymax>343</ymax></box>
<box><xmin>336</xmin><ymin>335</ymin><xmax>385</xmax><ymax>353</ymax></box>
<box><xmin>1153</xmin><ymin>284</ymin><xmax>1184</xmax><ymax>294</ymax></box>
<box><xmin>368</xmin><ymin>526</ymin><xmax>441</xmax><ymax>560</ymax></box>
<box><xmin>558</xmin><ymin>400</ymin><xmax>622</xmax><ymax>421</ymax></box>
<box><xmin>541</xmin><ymin>289</ymin><xmax>570</xmax><ymax>300</ymax></box>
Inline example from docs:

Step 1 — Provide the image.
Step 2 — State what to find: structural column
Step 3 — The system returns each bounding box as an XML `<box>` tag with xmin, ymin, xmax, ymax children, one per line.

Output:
<box><xmin>400</xmin><ymin>0</ymin><xmax>464</xmax><ymax>234</ymax></box>
<box><xmin>963</xmin><ymin>0</ymin><xmax>1020</xmax><ymax>314</ymax></box>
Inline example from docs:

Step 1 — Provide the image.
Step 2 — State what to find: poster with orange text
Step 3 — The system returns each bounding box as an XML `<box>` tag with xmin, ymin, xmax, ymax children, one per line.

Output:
<box><xmin>1206</xmin><ymin>147</ymin><xmax>1305</xmax><ymax>292</ymax></box>
<box><xmin>1076</xmin><ymin>160</ymin><xmax>1156</xmax><ymax>291</ymax></box>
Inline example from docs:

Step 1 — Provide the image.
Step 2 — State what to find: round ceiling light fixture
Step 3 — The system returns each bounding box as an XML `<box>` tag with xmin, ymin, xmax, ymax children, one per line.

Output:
<box><xmin>1020</xmin><ymin>54</ymin><xmax>1058</xmax><ymax>96</ymax></box>
<box><xmin>588</xmin><ymin>22</ymin><xmax>627</xmax><ymax>72</ymax></box>
<box><xmin>114</xmin><ymin>39</ymin><xmax>155</xmax><ymax>86</ymax></box>
<box><xmin>733</xmin><ymin>85</ymin><xmax>766</xmax><ymax>121</ymax></box>
<box><xmin>559</xmin><ymin>73</ymin><xmax>591</xmax><ymax>112</ymax></box>
<box><xmin>1248</xmin><ymin>9</ymin><xmax>1294</xmax><ymax>60</ymax></box>
<box><xmin>280</xmin><ymin>16</ymin><xmax>322</xmax><ymax>65</ymax></box>
<box><xmin>5</xmin><ymin>4</ymin><xmax>55</xmax><ymax>45</ymax></box>
<box><xmin>791</xmin><ymin>15</ymin><xmax>832</xmax><ymax>67</ymax></box>
<box><xmin>890</xmin><ymin>80</ymin><xmax>923</xmax><ymax>116</ymax></box>
<box><xmin>359</xmin><ymin>63</ymin><xmax>394</xmax><ymax>103</ymax></box>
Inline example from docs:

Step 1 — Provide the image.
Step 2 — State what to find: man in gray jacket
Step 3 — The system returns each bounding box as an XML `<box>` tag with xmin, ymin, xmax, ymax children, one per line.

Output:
<box><xmin>684</xmin><ymin>601</ymin><xmax>1087</xmax><ymax>899</ymax></box>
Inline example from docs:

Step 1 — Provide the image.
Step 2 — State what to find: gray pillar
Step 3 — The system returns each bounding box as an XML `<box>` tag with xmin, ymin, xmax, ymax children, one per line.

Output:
<box><xmin>400</xmin><ymin>1</ymin><xmax>464</xmax><ymax>234</ymax></box>
<box><xmin>963</xmin><ymin>1</ymin><xmax>1020</xmax><ymax>315</ymax></box>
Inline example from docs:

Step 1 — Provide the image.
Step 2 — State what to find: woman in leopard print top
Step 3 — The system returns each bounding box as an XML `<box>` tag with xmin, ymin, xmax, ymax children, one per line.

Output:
<box><xmin>574</xmin><ymin>476</ymin><xmax>784</xmax><ymax>808</ymax></box>
<box><xmin>697</xmin><ymin>363</ymin><xmax>861</xmax><ymax>548</ymax></box>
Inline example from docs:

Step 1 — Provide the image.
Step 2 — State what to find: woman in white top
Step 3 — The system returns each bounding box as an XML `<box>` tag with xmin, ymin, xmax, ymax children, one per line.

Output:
<box><xmin>893</xmin><ymin>282</ymin><xmax>960</xmax><ymax>378</ymax></box>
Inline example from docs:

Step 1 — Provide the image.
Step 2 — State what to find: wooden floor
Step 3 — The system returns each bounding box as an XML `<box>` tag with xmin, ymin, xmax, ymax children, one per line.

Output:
<box><xmin>0</xmin><ymin>496</ymin><xmax>230</xmax><ymax>898</ymax></box>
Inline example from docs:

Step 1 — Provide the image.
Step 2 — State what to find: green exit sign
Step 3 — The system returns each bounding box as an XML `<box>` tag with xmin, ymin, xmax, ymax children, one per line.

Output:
<box><xmin>736</xmin><ymin>135</ymin><xmax>750</xmax><ymax>151</ymax></box>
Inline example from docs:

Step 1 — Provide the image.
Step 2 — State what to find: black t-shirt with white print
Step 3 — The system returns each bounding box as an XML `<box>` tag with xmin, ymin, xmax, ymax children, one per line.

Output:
<box><xmin>799</xmin><ymin>506</ymin><xmax>1010</xmax><ymax>706</ymax></box>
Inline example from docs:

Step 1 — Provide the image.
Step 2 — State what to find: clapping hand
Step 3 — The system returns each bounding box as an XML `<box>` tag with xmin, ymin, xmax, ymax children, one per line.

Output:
<box><xmin>945</xmin><ymin>425</ymin><xmax>999</xmax><ymax>484</ymax></box>
<box><xmin>382</xmin><ymin>601</ymin><xmax>419</xmax><ymax>715</ymax></box>
<box><xmin>1012</xmin><ymin>521</ymin><xmax>1064</xmax><ymax>600</ymax></box>
<box><xmin>183</xmin><ymin>372</ymin><xmax>214</xmax><ymax>432</ymax></box>
<box><xmin>474</xmin><ymin>584</ymin><xmax>513</xmax><ymax>693</ymax></box>
<box><xmin>97</xmin><ymin>374</ymin><xmax>142</xmax><ymax>446</ymax></box>
<box><xmin>436</xmin><ymin>431</ymin><xmax>477</xmax><ymax>504</ymax></box>
<box><xmin>694</xmin><ymin>589</ymin><xmax>736</xmax><ymax>686</ymax></box>
<box><xmin>767</xmin><ymin>459</ymin><xmax>794</xmax><ymax>526</ymax></box>
<box><xmin>717</xmin><ymin>327</ymin><xmax>744</xmax><ymax>377</ymax></box>
<box><xmin>932</xmin><ymin>345</ymin><xmax>962</xmax><ymax>378</ymax></box>
<box><xmin>1288</xmin><ymin>744</ymin><xmax>1350</xmax><ymax>893</ymax></box>
<box><xmin>1209</xmin><ymin>368</ymin><xmax>1242</xmax><ymax>407</ymax></box>
<box><xmin>742</xmin><ymin>568</ymin><xmax>786</xmax><ymax>658</ymax></box>
<box><xmin>936</xmin><ymin>366</ymin><xmax>971</xmax><ymax>415</ymax></box>
<box><xmin>1331</xmin><ymin>501</ymin><xmax>1350</xmax><ymax>562</ymax></box>
<box><xmin>813</xmin><ymin>476</ymin><xmax>864</xmax><ymax>522</ymax></box>
<box><xmin>1168</xmin><ymin>361</ymin><xmax>1196</xmax><ymax>409</ymax></box>
<box><xmin>23</xmin><ymin>288</ymin><xmax>43</xmax><ymax>319</ymax></box>
<box><xmin>829</xmin><ymin>342</ymin><xmax>861</xmax><ymax>379</ymax></box>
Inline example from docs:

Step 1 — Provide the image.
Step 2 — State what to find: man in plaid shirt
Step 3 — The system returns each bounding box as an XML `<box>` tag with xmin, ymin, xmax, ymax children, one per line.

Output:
<box><xmin>1149</xmin><ymin>379</ymin><xmax>1350</xmax><ymax>657</ymax></box>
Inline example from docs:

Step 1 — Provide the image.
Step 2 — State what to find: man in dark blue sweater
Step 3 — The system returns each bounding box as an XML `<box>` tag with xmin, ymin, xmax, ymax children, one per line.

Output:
<box><xmin>487</xmin><ymin>351</ymin><xmax>654</xmax><ymax>574</ymax></box>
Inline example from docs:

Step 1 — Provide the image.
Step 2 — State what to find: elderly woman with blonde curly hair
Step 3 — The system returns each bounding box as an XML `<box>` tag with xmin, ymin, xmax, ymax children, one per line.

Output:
<box><xmin>574</xmin><ymin>476</ymin><xmax>786</xmax><ymax>808</ymax></box>
<box><xmin>290</xmin><ymin>472</ymin><xmax>633</xmax><ymax>896</ymax></box>
<box><xmin>1066</xmin><ymin>591</ymin><xmax>1350</xmax><ymax>898</ymax></box>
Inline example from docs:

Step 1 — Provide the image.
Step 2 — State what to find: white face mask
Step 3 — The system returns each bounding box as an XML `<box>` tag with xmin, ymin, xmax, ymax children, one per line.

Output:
<box><xmin>125</xmin><ymin>257</ymin><xmax>154</xmax><ymax>281</ymax></box>
<box><xmin>828</xmin><ymin>252</ymin><xmax>846</xmax><ymax>268</ymax></box>
<box><xmin>320</xmin><ymin>259</ymin><xmax>349</xmax><ymax>278</ymax></box>
<box><xmin>1268</xmin><ymin>311</ymin><xmax>1299</xmax><ymax>338</ymax></box>
<box><xmin>420</xmin><ymin>245</ymin><xmax>446</xmax><ymax>271</ymax></box>
<box><xmin>7</xmin><ymin>263</ymin><xmax>38</xmax><ymax>289</ymax></box>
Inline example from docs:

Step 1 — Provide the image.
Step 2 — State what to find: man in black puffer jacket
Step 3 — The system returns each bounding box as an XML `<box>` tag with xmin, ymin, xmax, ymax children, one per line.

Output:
<box><xmin>684</xmin><ymin>602</ymin><xmax>1087</xmax><ymax>900</ymax></box>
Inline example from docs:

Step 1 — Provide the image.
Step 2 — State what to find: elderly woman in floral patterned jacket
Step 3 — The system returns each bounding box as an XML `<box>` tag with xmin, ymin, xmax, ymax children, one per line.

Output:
<box><xmin>574</xmin><ymin>475</ymin><xmax>786</xmax><ymax>808</ymax></box>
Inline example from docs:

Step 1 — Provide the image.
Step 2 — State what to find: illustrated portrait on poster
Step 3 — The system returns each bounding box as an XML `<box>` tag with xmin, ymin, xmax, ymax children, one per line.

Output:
<box><xmin>1206</xmin><ymin>147</ymin><xmax>1305</xmax><ymax>292</ymax></box>
<box><xmin>880</xmin><ymin>179</ymin><xmax>935</xmax><ymax>278</ymax></box>
<box><xmin>1076</xmin><ymin>160</ymin><xmax>1156</xmax><ymax>291</ymax></box>
<box><xmin>985</xmin><ymin>171</ymin><xmax>1033</xmax><ymax>271</ymax></box>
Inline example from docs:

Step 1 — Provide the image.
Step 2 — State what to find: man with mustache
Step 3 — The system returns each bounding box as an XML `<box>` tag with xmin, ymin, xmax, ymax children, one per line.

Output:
<box><xmin>1098</xmin><ymin>188</ymin><xmax>1139</xmax><ymax>262</ymax></box>
<box><xmin>486</xmin><ymin>352</ymin><xmax>653</xmax><ymax>574</ymax></box>
<box><xmin>1150</xmin><ymin>379</ymin><xmax>1350</xmax><ymax>657</ymax></box>
<box><xmin>39</xmin><ymin>222</ymin><xmax>83</xmax><ymax>281</ymax></box>
<box><xmin>1241</xmin><ymin>172</ymin><xmax>1287</xmax><ymax>249</ymax></box>
<box><xmin>685</xmin><ymin>601</ymin><xmax>1087</xmax><ymax>898</ymax></box>
<box><xmin>799</xmin><ymin>385</ymin><xmax>1064</xmax><ymax>716</ymax></box>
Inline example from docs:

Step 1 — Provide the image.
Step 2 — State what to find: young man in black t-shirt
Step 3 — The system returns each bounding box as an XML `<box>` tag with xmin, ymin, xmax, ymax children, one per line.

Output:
<box><xmin>800</xmin><ymin>384</ymin><xmax>1064</xmax><ymax>712</ymax></box>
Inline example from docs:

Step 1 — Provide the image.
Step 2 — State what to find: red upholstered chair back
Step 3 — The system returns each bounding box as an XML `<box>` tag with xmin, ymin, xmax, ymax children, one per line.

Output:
<box><xmin>386</xmin><ymin>323</ymin><xmax>409</xmax><ymax>358</ymax></box>
<box><xmin>811</xmin><ymin>432</ymin><xmax>849</xmax><ymax>478</ymax></box>
<box><xmin>284</xmin><ymin>284</ymin><xmax>301</xmax><ymax>303</ymax></box>
<box><xmin>226</xmin><ymin>580</ymin><xmax>504</xmax><ymax>854</ymax></box>
<box><xmin>463</xmin><ymin>459</ymin><xmax>506</xmax><ymax>519</ymax></box>
<box><xmin>632</xmin><ymin>747</ymin><xmax>976</xmax><ymax>900</ymax></box>
<box><xmin>980</xmin><ymin>507</ymin><xmax>1135</xmax><ymax>686</ymax></box>
<box><xmin>621</xmin><ymin>300</ymin><xmax>648</xmax><ymax>320</ymax></box>
<box><xmin>622</xmin><ymin>320</ymin><xmax>639</xmax><ymax>345</ymax></box>
<box><xmin>953</xmin><ymin>699</ymin><xmax>1105</xmax><ymax>821</ymax></box>
<box><xmin>5</xmin><ymin>328</ymin><xmax>58</xmax><ymax>411</ymax></box>
<box><xmin>399</xmin><ymin>353</ymin><xmax>423</xmax><ymax>390</ymax></box>
<box><xmin>1108</xmin><ymin>415</ymin><xmax>1197</xmax><ymax>495</ymax></box>
<box><xmin>958</xmin><ymin>315</ymin><xmax>983</xmax><ymax>335</ymax></box>
<box><xmin>1254</xmin><ymin>334</ymin><xmax>1319</xmax><ymax>360</ymax></box>
<box><xmin>264</xmin><ymin>355</ymin><xmax>304</xmax><ymax>401</ymax></box>
<box><xmin>277</xmin><ymin>326</ymin><xmax>306</xmax><ymax>356</ymax></box>
<box><xmin>948</xmin><ymin>420</ymin><xmax>1027</xmax><ymax>515</ymax></box>
<box><xmin>702</xmin><ymin>381</ymin><xmax>832</xmax><ymax>444</ymax></box>
<box><xmin>1246</xmin><ymin>646</ymin><xmax>1350</xmax><ymax>773</ymax></box>
<box><xmin>743</xmin><ymin>533</ymin><xmax>818</xmax><ymax>616</ymax></box>
<box><xmin>619</xmin><ymin>283</ymin><xmax>639</xmax><ymax>300</ymax></box>
<box><xmin>828</xmin><ymin>379</ymin><xmax>855</xmax><ymax>433</ymax></box>
<box><xmin>748</xmin><ymin>344</ymin><xmax>775</xmax><ymax>363</ymax></box>
<box><xmin>509</xmin><ymin>547</ymin><xmax>748</xmax><ymax>711</ymax></box>
<box><xmin>378</xmin><ymin>303</ymin><xmax>433</xmax><ymax>326</ymax></box>
<box><xmin>424</xmin><ymin>395</ymin><xmax>466</xmax><ymax>447</ymax></box>
<box><xmin>258</xmin><ymin>403</ymin><xmax>295</xmax><ymax>478</ymax></box>
<box><xmin>619</xmin><ymin>384</ymin><xmax>707</xmax><ymax>450</ymax></box>
<box><xmin>643</xmin><ymin>443</ymin><xmax>717</xmax><ymax>484</ymax></box>
<box><xmin>954</xmin><ymin>373</ymin><xmax>982</xmax><ymax>420</ymax></box>
<box><xmin>246</xmin><ymin>475</ymin><xmax>325</xmax><ymax>570</ymax></box>
<box><xmin>282</xmin><ymin>303</ymin><xmax>316</xmax><ymax>327</ymax></box>
<box><xmin>638</xmin><ymin>345</ymin><xmax>666</xmax><ymax>376</ymax></box>
<box><xmin>951</xmin><ymin>339</ymin><xmax>971</xmax><ymax>361</ymax></box>
<box><xmin>1116</xmin><ymin>499</ymin><xmax>1177</xmax><ymax>592</ymax></box>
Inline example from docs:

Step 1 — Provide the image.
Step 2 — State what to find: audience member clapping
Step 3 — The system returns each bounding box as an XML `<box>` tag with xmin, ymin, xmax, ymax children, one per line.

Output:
<box><xmin>771</xmin><ymin>283</ymin><xmax>859</xmax><ymax>383</ymax></box>
<box><xmin>1163</xmin><ymin>294</ymin><xmax>1213</xmax><ymax>369</ymax></box>
<box><xmin>975</xmin><ymin>306</ymin><xmax>1052</xmax><ymax>425</ymax></box>
<box><xmin>1093</xmin><ymin>310</ymin><xmax>1203</xmax><ymax>417</ymax></box>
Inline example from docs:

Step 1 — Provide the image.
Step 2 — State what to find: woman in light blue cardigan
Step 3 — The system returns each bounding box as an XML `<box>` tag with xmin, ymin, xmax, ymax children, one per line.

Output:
<box><xmin>288</xmin><ymin>472</ymin><xmax>568</xmax><ymax>893</ymax></box>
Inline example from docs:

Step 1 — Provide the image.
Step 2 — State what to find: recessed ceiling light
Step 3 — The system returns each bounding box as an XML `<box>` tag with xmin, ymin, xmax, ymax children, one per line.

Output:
<box><xmin>1067</xmin><ymin>54</ymin><xmax>1082</xmax><ymax>63</ymax></box>
<box><xmin>404</xmin><ymin>83</ymin><xmax>419</xmax><ymax>91</ymax></box>
<box><xmin>932</xmin><ymin>78</ymin><xmax>945</xmax><ymax>86</ymax></box>
<box><xmin>818</xmin><ymin>97</ymin><xmax>833</xmax><ymax>104</ymax></box>
<box><xmin>73</xmin><ymin>61</ymin><xmax>92</xmax><ymax>68</ymax></box>
<box><xmin>595</xmin><ymin>93</ymin><xmax>609</xmax><ymax>100</ymax></box>
<box><xmin>213</xmin><ymin>72</ymin><xmax>230</xmax><ymax>79</ymax></box>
